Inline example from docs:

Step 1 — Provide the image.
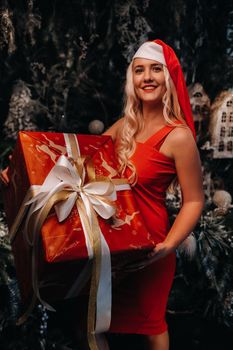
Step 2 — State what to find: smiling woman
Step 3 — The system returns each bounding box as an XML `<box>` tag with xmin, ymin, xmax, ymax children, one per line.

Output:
<box><xmin>104</xmin><ymin>39</ymin><xmax>204</xmax><ymax>350</ymax></box>
<box><xmin>132</xmin><ymin>60</ymin><xmax>166</xmax><ymax>105</ymax></box>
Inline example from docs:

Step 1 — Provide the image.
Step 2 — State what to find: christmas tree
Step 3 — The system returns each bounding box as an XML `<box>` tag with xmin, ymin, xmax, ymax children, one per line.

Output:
<box><xmin>0</xmin><ymin>1</ymin><xmax>233</xmax><ymax>349</ymax></box>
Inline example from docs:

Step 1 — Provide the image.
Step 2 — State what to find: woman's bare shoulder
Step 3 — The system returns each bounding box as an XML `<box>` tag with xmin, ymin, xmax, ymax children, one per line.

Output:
<box><xmin>103</xmin><ymin>117</ymin><xmax>124</xmax><ymax>141</ymax></box>
<box><xmin>168</xmin><ymin>125</ymin><xmax>195</xmax><ymax>146</ymax></box>
<box><xmin>166</xmin><ymin>126</ymin><xmax>198</xmax><ymax>160</ymax></box>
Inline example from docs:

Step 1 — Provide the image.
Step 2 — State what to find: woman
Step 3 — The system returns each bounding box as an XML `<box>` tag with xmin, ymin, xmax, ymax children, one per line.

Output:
<box><xmin>0</xmin><ymin>39</ymin><xmax>204</xmax><ymax>350</ymax></box>
<box><xmin>104</xmin><ymin>39</ymin><xmax>204</xmax><ymax>350</ymax></box>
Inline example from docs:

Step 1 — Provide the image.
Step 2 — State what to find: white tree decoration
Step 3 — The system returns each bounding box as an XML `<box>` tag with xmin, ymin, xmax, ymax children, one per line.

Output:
<box><xmin>209</xmin><ymin>91</ymin><xmax>233</xmax><ymax>158</ymax></box>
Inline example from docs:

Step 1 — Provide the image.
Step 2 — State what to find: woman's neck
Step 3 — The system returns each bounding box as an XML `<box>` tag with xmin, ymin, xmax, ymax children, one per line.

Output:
<box><xmin>142</xmin><ymin>102</ymin><xmax>165</xmax><ymax>125</ymax></box>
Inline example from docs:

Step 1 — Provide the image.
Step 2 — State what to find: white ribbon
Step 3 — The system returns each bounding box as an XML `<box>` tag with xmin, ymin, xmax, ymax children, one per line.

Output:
<box><xmin>25</xmin><ymin>154</ymin><xmax>117</xmax><ymax>333</ymax></box>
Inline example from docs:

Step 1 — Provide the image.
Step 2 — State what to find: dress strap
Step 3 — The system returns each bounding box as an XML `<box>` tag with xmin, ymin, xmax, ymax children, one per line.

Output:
<box><xmin>150</xmin><ymin>122</ymin><xmax>184</xmax><ymax>150</ymax></box>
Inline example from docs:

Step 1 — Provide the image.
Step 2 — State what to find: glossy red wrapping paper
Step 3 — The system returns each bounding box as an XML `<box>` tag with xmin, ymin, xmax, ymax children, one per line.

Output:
<box><xmin>3</xmin><ymin>131</ymin><xmax>154</xmax><ymax>304</ymax></box>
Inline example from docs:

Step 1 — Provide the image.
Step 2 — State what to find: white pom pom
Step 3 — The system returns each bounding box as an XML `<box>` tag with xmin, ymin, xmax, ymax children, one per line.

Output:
<box><xmin>88</xmin><ymin>120</ymin><xmax>105</xmax><ymax>134</ymax></box>
<box><xmin>178</xmin><ymin>233</ymin><xmax>197</xmax><ymax>259</ymax></box>
<box><xmin>212</xmin><ymin>190</ymin><xmax>232</xmax><ymax>210</ymax></box>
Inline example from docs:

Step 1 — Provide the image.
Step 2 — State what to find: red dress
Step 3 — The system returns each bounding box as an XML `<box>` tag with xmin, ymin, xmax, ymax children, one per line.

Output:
<box><xmin>109</xmin><ymin>124</ymin><xmax>178</xmax><ymax>335</ymax></box>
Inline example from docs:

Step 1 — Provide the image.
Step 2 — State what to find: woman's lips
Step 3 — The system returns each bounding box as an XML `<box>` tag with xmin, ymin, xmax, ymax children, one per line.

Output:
<box><xmin>142</xmin><ymin>85</ymin><xmax>157</xmax><ymax>92</ymax></box>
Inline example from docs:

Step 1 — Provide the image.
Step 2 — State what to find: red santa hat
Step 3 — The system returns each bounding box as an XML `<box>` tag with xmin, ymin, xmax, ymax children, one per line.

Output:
<box><xmin>133</xmin><ymin>39</ymin><xmax>196</xmax><ymax>139</ymax></box>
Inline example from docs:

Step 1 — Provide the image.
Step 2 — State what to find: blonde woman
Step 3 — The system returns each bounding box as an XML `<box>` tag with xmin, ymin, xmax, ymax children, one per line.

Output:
<box><xmin>104</xmin><ymin>40</ymin><xmax>204</xmax><ymax>350</ymax></box>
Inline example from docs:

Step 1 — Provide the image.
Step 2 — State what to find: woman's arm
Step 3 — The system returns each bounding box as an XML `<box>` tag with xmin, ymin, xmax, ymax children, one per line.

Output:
<box><xmin>150</xmin><ymin>127</ymin><xmax>205</xmax><ymax>260</ymax></box>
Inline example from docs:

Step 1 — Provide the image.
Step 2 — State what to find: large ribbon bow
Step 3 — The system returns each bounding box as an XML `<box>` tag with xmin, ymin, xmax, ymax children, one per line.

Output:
<box><xmin>26</xmin><ymin>154</ymin><xmax>116</xmax><ymax>229</ymax></box>
<box><xmin>24</xmin><ymin>154</ymin><xmax>117</xmax><ymax>349</ymax></box>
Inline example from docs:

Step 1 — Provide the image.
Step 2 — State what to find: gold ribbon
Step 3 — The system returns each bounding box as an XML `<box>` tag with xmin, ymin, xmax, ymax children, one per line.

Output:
<box><xmin>9</xmin><ymin>133</ymin><xmax>130</xmax><ymax>350</ymax></box>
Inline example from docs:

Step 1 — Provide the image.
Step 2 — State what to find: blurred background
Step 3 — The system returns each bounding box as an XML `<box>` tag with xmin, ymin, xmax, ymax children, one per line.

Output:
<box><xmin>0</xmin><ymin>0</ymin><xmax>233</xmax><ymax>349</ymax></box>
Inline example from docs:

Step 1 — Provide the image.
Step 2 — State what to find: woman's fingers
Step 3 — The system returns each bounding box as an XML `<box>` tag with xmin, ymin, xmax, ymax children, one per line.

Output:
<box><xmin>0</xmin><ymin>167</ymin><xmax>10</xmax><ymax>185</ymax></box>
<box><xmin>0</xmin><ymin>154</ymin><xmax>12</xmax><ymax>186</ymax></box>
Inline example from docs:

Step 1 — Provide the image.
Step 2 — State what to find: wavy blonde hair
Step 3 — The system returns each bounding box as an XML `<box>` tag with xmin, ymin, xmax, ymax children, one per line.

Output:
<box><xmin>117</xmin><ymin>61</ymin><xmax>186</xmax><ymax>185</ymax></box>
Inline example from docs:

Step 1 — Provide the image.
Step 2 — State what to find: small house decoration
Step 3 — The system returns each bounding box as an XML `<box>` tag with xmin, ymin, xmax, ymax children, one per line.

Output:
<box><xmin>188</xmin><ymin>82</ymin><xmax>211</xmax><ymax>134</ymax></box>
<box><xmin>209</xmin><ymin>91</ymin><xmax>233</xmax><ymax>158</ymax></box>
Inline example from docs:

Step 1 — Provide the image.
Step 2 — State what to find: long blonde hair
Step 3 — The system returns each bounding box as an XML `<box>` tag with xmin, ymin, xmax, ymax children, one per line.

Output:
<box><xmin>117</xmin><ymin>61</ymin><xmax>186</xmax><ymax>185</ymax></box>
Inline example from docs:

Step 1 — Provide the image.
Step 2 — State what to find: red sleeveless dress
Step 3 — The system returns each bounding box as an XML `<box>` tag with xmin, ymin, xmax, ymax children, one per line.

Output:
<box><xmin>109</xmin><ymin>124</ymin><xmax>178</xmax><ymax>335</ymax></box>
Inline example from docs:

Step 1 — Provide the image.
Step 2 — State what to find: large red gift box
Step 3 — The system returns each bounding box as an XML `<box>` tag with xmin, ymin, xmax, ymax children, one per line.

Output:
<box><xmin>3</xmin><ymin>131</ymin><xmax>155</xmax><ymax>307</ymax></box>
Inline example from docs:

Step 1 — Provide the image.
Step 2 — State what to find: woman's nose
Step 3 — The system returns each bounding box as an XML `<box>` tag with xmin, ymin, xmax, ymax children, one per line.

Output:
<box><xmin>143</xmin><ymin>68</ymin><xmax>153</xmax><ymax>82</ymax></box>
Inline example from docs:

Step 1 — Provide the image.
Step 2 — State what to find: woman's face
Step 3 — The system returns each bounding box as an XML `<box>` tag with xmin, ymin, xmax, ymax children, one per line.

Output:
<box><xmin>132</xmin><ymin>58</ymin><xmax>166</xmax><ymax>105</ymax></box>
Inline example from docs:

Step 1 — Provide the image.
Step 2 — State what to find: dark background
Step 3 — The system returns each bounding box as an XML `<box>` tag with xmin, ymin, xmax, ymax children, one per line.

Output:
<box><xmin>0</xmin><ymin>1</ymin><xmax>233</xmax><ymax>349</ymax></box>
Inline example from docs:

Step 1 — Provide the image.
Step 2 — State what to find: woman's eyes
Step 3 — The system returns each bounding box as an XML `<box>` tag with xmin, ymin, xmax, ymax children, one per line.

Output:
<box><xmin>152</xmin><ymin>65</ymin><xmax>162</xmax><ymax>72</ymax></box>
<box><xmin>135</xmin><ymin>67</ymin><xmax>144</xmax><ymax>73</ymax></box>
<box><xmin>134</xmin><ymin>66</ymin><xmax>162</xmax><ymax>74</ymax></box>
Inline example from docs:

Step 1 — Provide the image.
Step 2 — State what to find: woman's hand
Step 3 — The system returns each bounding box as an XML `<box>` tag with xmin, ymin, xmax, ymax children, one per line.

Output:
<box><xmin>148</xmin><ymin>241</ymin><xmax>174</xmax><ymax>262</ymax></box>
<box><xmin>0</xmin><ymin>155</ymin><xmax>12</xmax><ymax>186</ymax></box>
<box><xmin>0</xmin><ymin>167</ymin><xmax>10</xmax><ymax>186</ymax></box>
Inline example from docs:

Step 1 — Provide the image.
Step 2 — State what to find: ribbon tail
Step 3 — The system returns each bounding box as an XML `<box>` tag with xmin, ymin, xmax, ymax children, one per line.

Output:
<box><xmin>79</xmin><ymin>193</ymin><xmax>112</xmax><ymax>345</ymax></box>
<box><xmin>95</xmin><ymin>234</ymin><xmax>112</xmax><ymax>333</ymax></box>
<box><xmin>86</xmin><ymin>205</ymin><xmax>102</xmax><ymax>350</ymax></box>
<box><xmin>95</xmin><ymin>334</ymin><xmax>110</xmax><ymax>350</ymax></box>
<box><xmin>16</xmin><ymin>294</ymin><xmax>37</xmax><ymax>325</ymax></box>
<box><xmin>64</xmin><ymin>260</ymin><xmax>93</xmax><ymax>299</ymax></box>
<box><xmin>9</xmin><ymin>186</ymin><xmax>40</xmax><ymax>242</ymax></box>
<box><xmin>26</xmin><ymin>191</ymin><xmax>71</xmax><ymax>318</ymax></box>
<box><xmin>76</xmin><ymin>198</ymin><xmax>94</xmax><ymax>259</ymax></box>
<box><xmin>55</xmin><ymin>192</ymin><xmax>77</xmax><ymax>222</ymax></box>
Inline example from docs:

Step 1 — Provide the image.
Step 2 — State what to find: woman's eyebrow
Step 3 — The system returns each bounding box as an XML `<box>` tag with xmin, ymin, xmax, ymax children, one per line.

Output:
<box><xmin>151</xmin><ymin>63</ymin><xmax>162</xmax><ymax>66</ymax></box>
<box><xmin>134</xmin><ymin>63</ymin><xmax>162</xmax><ymax>67</ymax></box>
<box><xmin>133</xmin><ymin>63</ymin><xmax>163</xmax><ymax>70</ymax></box>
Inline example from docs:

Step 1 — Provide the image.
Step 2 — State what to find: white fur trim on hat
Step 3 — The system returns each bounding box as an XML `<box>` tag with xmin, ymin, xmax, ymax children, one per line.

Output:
<box><xmin>133</xmin><ymin>42</ymin><xmax>166</xmax><ymax>66</ymax></box>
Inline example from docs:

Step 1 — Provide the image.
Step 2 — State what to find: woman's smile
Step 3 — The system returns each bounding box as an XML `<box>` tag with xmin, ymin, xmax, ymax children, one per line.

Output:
<box><xmin>142</xmin><ymin>84</ymin><xmax>158</xmax><ymax>92</ymax></box>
